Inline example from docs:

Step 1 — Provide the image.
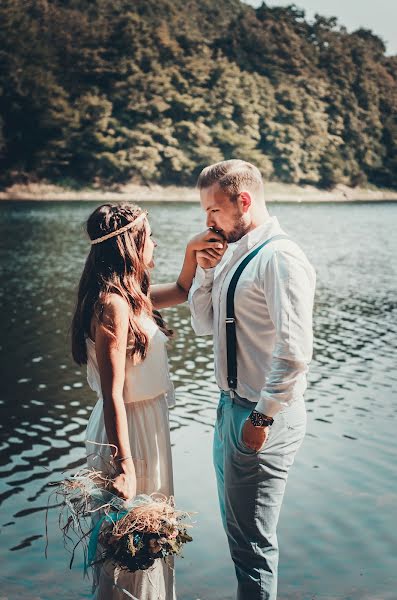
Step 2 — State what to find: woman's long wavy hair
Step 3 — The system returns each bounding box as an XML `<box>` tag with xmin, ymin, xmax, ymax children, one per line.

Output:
<box><xmin>71</xmin><ymin>202</ymin><xmax>171</xmax><ymax>365</ymax></box>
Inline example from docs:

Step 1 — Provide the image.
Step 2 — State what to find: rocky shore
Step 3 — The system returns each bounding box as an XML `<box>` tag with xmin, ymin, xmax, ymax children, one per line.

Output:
<box><xmin>1</xmin><ymin>181</ymin><xmax>396</xmax><ymax>202</ymax></box>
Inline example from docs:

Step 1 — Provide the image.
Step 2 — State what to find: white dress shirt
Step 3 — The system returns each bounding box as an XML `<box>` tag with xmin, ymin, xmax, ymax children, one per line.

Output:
<box><xmin>188</xmin><ymin>216</ymin><xmax>316</xmax><ymax>417</ymax></box>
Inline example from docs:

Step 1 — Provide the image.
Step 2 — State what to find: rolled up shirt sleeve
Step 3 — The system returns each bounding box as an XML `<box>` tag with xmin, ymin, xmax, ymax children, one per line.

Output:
<box><xmin>255</xmin><ymin>249</ymin><xmax>316</xmax><ymax>417</ymax></box>
<box><xmin>188</xmin><ymin>265</ymin><xmax>215</xmax><ymax>336</ymax></box>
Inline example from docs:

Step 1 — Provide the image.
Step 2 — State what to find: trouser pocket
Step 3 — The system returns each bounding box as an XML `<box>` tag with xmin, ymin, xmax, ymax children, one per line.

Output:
<box><xmin>229</xmin><ymin>402</ymin><xmax>258</xmax><ymax>456</ymax></box>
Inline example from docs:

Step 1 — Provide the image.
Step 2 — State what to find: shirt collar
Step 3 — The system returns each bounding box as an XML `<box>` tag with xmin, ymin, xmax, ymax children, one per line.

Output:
<box><xmin>232</xmin><ymin>216</ymin><xmax>284</xmax><ymax>251</ymax></box>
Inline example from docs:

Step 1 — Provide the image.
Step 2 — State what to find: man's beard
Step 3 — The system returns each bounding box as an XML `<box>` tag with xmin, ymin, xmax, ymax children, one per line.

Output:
<box><xmin>224</xmin><ymin>217</ymin><xmax>250</xmax><ymax>243</ymax></box>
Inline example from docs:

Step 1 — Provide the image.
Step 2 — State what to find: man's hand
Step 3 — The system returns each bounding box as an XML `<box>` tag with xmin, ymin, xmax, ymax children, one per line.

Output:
<box><xmin>188</xmin><ymin>229</ymin><xmax>227</xmax><ymax>270</ymax></box>
<box><xmin>241</xmin><ymin>419</ymin><xmax>270</xmax><ymax>452</ymax></box>
<box><xmin>196</xmin><ymin>249</ymin><xmax>224</xmax><ymax>269</ymax></box>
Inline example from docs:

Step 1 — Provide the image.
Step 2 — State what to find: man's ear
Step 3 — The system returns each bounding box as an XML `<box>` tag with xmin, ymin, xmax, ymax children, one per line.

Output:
<box><xmin>239</xmin><ymin>192</ymin><xmax>252</xmax><ymax>213</ymax></box>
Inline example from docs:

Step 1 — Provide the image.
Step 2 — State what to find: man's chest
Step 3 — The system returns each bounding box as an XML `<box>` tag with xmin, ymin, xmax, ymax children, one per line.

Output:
<box><xmin>212</xmin><ymin>256</ymin><xmax>270</xmax><ymax>321</ymax></box>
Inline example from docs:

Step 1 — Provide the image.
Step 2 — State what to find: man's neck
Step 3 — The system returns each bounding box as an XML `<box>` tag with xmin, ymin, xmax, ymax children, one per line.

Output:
<box><xmin>247</xmin><ymin>209</ymin><xmax>270</xmax><ymax>232</ymax></box>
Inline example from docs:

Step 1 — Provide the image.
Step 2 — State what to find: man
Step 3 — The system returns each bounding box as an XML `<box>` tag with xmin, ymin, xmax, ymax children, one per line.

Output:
<box><xmin>188</xmin><ymin>160</ymin><xmax>316</xmax><ymax>600</ymax></box>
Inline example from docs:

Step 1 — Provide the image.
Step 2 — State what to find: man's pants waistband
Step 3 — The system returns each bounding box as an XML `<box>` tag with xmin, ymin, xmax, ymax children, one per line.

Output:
<box><xmin>219</xmin><ymin>388</ymin><xmax>255</xmax><ymax>409</ymax></box>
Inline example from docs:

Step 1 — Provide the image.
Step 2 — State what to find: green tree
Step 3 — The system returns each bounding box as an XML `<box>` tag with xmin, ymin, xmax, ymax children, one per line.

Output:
<box><xmin>0</xmin><ymin>0</ymin><xmax>395</xmax><ymax>188</ymax></box>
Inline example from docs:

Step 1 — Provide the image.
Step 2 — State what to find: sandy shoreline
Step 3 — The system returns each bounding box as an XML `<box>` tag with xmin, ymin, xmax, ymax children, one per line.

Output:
<box><xmin>1</xmin><ymin>181</ymin><xmax>397</xmax><ymax>202</ymax></box>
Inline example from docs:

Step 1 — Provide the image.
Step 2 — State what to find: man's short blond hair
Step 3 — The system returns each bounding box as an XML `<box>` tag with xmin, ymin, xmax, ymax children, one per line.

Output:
<box><xmin>197</xmin><ymin>159</ymin><xmax>264</xmax><ymax>201</ymax></box>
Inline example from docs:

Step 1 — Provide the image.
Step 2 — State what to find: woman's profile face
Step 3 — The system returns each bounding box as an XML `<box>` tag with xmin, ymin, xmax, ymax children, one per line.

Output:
<box><xmin>142</xmin><ymin>220</ymin><xmax>156</xmax><ymax>268</ymax></box>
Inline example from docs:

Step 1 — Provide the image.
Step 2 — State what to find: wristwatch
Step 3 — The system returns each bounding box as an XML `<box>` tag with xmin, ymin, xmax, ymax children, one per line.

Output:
<box><xmin>249</xmin><ymin>410</ymin><xmax>274</xmax><ymax>428</ymax></box>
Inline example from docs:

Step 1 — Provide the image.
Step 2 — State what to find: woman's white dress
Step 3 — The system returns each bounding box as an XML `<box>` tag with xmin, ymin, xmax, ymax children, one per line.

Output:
<box><xmin>84</xmin><ymin>314</ymin><xmax>176</xmax><ymax>600</ymax></box>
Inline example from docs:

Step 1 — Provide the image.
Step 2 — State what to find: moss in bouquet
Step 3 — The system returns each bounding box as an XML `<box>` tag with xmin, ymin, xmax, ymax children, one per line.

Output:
<box><xmin>99</xmin><ymin>523</ymin><xmax>193</xmax><ymax>572</ymax></box>
<box><xmin>101</xmin><ymin>530</ymin><xmax>161</xmax><ymax>572</ymax></box>
<box><xmin>168</xmin><ymin>529</ymin><xmax>193</xmax><ymax>553</ymax></box>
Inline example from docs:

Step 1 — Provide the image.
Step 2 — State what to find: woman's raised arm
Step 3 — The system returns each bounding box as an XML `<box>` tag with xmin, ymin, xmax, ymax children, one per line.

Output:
<box><xmin>150</xmin><ymin>229</ymin><xmax>226</xmax><ymax>310</ymax></box>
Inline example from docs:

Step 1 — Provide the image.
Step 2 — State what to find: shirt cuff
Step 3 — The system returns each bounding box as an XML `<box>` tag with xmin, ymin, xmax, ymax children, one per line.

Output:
<box><xmin>254</xmin><ymin>394</ymin><xmax>284</xmax><ymax>418</ymax></box>
<box><xmin>194</xmin><ymin>265</ymin><xmax>215</xmax><ymax>288</ymax></box>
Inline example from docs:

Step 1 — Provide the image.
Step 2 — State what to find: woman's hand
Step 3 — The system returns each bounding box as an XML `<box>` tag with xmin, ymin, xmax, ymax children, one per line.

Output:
<box><xmin>112</xmin><ymin>473</ymin><xmax>136</xmax><ymax>500</ymax></box>
<box><xmin>111</xmin><ymin>461</ymin><xmax>137</xmax><ymax>500</ymax></box>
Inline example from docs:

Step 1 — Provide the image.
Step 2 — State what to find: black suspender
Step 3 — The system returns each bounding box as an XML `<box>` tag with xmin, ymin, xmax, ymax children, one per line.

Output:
<box><xmin>225</xmin><ymin>234</ymin><xmax>290</xmax><ymax>393</ymax></box>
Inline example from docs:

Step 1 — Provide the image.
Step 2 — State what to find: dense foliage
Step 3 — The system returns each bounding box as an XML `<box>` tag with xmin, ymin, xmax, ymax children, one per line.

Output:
<box><xmin>0</xmin><ymin>0</ymin><xmax>396</xmax><ymax>188</ymax></box>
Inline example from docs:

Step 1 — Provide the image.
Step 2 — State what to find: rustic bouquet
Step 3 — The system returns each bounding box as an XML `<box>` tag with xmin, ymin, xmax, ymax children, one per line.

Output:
<box><xmin>46</xmin><ymin>467</ymin><xmax>193</xmax><ymax>576</ymax></box>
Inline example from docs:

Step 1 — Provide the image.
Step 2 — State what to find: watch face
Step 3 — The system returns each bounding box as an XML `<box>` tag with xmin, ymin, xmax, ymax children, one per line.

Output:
<box><xmin>250</xmin><ymin>411</ymin><xmax>273</xmax><ymax>427</ymax></box>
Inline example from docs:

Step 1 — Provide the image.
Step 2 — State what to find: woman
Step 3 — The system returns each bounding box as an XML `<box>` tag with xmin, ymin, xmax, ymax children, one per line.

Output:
<box><xmin>71</xmin><ymin>202</ymin><xmax>225</xmax><ymax>599</ymax></box>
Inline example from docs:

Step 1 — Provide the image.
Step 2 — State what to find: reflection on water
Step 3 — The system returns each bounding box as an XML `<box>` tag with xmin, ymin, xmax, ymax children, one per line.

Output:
<box><xmin>0</xmin><ymin>201</ymin><xmax>396</xmax><ymax>599</ymax></box>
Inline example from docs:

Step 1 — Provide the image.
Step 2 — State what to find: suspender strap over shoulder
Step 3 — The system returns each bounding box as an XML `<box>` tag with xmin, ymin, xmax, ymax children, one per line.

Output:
<box><xmin>225</xmin><ymin>234</ymin><xmax>290</xmax><ymax>393</ymax></box>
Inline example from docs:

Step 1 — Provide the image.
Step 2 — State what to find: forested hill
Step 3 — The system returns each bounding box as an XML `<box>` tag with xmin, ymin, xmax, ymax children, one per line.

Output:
<box><xmin>0</xmin><ymin>0</ymin><xmax>396</xmax><ymax>189</ymax></box>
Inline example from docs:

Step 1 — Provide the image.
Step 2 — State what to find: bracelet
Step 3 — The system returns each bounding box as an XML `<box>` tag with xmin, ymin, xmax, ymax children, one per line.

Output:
<box><xmin>115</xmin><ymin>455</ymin><xmax>133</xmax><ymax>462</ymax></box>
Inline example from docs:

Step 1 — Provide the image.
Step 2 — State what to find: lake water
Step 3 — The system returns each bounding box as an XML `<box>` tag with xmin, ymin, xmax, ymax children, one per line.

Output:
<box><xmin>0</xmin><ymin>200</ymin><xmax>396</xmax><ymax>600</ymax></box>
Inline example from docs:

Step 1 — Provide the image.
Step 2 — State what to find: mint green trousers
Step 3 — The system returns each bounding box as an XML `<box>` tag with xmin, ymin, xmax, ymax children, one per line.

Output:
<box><xmin>213</xmin><ymin>391</ymin><xmax>306</xmax><ymax>600</ymax></box>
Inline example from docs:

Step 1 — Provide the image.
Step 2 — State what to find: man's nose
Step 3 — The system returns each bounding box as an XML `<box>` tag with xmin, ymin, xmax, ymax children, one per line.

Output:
<box><xmin>206</xmin><ymin>214</ymin><xmax>214</xmax><ymax>228</ymax></box>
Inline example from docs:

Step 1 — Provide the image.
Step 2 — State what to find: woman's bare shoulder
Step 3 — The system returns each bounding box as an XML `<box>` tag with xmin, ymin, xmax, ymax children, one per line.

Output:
<box><xmin>100</xmin><ymin>293</ymin><xmax>130</xmax><ymax>327</ymax></box>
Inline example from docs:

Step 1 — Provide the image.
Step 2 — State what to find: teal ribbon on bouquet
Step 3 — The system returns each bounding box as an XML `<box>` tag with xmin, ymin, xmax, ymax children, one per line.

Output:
<box><xmin>85</xmin><ymin>509</ymin><xmax>128</xmax><ymax>575</ymax></box>
<box><xmin>83</xmin><ymin>494</ymin><xmax>152</xmax><ymax>577</ymax></box>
